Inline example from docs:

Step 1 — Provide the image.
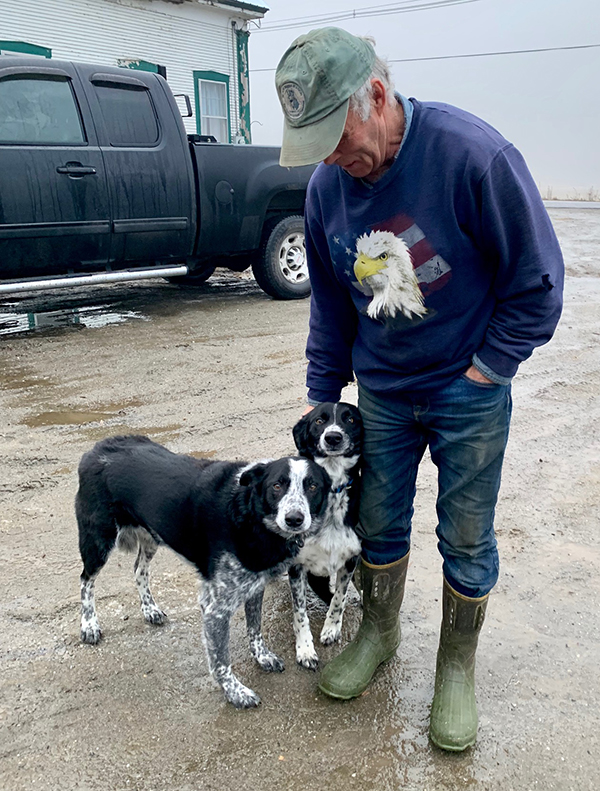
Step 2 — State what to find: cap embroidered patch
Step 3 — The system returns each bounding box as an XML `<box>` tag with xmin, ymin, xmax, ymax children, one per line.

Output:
<box><xmin>280</xmin><ymin>82</ymin><xmax>306</xmax><ymax>120</ymax></box>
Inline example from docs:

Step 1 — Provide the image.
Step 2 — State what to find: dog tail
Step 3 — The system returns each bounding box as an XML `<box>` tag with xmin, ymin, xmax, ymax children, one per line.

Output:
<box><xmin>115</xmin><ymin>527</ymin><xmax>140</xmax><ymax>553</ymax></box>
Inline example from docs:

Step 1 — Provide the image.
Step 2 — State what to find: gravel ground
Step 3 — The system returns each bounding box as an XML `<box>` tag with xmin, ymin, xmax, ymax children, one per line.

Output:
<box><xmin>0</xmin><ymin>207</ymin><xmax>599</xmax><ymax>791</ymax></box>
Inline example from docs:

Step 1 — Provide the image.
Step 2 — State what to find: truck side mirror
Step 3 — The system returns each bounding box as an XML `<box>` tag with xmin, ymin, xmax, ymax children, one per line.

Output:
<box><xmin>173</xmin><ymin>94</ymin><xmax>193</xmax><ymax>118</ymax></box>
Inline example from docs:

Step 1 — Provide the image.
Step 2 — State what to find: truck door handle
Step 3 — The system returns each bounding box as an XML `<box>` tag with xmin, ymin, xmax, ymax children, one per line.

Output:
<box><xmin>56</xmin><ymin>163</ymin><xmax>97</xmax><ymax>177</ymax></box>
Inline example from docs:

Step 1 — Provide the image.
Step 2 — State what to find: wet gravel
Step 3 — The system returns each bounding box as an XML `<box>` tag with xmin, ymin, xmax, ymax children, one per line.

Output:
<box><xmin>1</xmin><ymin>211</ymin><xmax>599</xmax><ymax>790</ymax></box>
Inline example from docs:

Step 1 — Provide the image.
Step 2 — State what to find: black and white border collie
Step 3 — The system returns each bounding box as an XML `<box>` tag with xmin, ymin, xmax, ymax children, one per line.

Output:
<box><xmin>290</xmin><ymin>402</ymin><xmax>363</xmax><ymax>669</ymax></box>
<box><xmin>75</xmin><ymin>435</ymin><xmax>330</xmax><ymax>708</ymax></box>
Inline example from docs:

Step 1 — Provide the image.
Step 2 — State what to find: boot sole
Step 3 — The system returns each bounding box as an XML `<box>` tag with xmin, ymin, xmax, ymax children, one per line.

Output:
<box><xmin>317</xmin><ymin>684</ymin><xmax>359</xmax><ymax>701</ymax></box>
<box><xmin>429</xmin><ymin>731</ymin><xmax>476</xmax><ymax>752</ymax></box>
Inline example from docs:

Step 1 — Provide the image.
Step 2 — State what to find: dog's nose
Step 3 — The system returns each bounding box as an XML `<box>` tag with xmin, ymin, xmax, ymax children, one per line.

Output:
<box><xmin>325</xmin><ymin>431</ymin><xmax>343</xmax><ymax>447</ymax></box>
<box><xmin>285</xmin><ymin>510</ymin><xmax>305</xmax><ymax>529</ymax></box>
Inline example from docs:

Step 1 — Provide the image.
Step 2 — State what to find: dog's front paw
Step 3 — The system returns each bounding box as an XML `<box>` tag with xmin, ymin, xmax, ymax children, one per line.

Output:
<box><xmin>217</xmin><ymin>669</ymin><xmax>262</xmax><ymax>709</ymax></box>
<box><xmin>257</xmin><ymin>652</ymin><xmax>285</xmax><ymax>673</ymax></box>
<box><xmin>80</xmin><ymin>624</ymin><xmax>102</xmax><ymax>644</ymax></box>
<box><xmin>250</xmin><ymin>637</ymin><xmax>285</xmax><ymax>672</ymax></box>
<box><xmin>142</xmin><ymin>605</ymin><xmax>167</xmax><ymax>625</ymax></box>
<box><xmin>320</xmin><ymin>623</ymin><xmax>342</xmax><ymax>646</ymax></box>
<box><xmin>226</xmin><ymin>684</ymin><xmax>262</xmax><ymax>709</ymax></box>
<box><xmin>296</xmin><ymin>646</ymin><xmax>319</xmax><ymax>671</ymax></box>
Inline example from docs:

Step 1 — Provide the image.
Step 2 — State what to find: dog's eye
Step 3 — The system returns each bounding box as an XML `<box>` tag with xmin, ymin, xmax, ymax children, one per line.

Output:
<box><xmin>272</xmin><ymin>482</ymin><xmax>282</xmax><ymax>492</ymax></box>
<box><xmin>308</xmin><ymin>483</ymin><xmax>318</xmax><ymax>492</ymax></box>
<box><xmin>347</xmin><ymin>416</ymin><xmax>354</xmax><ymax>423</ymax></box>
<box><xmin>315</xmin><ymin>417</ymin><xmax>325</xmax><ymax>425</ymax></box>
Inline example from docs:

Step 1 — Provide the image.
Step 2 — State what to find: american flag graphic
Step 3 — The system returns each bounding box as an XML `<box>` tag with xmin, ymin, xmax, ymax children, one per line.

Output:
<box><xmin>371</xmin><ymin>213</ymin><xmax>452</xmax><ymax>298</ymax></box>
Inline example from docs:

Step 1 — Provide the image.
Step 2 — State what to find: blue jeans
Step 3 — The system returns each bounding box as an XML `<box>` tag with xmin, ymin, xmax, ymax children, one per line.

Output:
<box><xmin>357</xmin><ymin>375</ymin><xmax>512</xmax><ymax>598</ymax></box>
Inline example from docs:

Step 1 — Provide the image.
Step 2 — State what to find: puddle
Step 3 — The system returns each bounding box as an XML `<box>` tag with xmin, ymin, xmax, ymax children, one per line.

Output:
<box><xmin>0</xmin><ymin>272</ymin><xmax>268</xmax><ymax>338</ymax></box>
<box><xmin>20</xmin><ymin>398</ymin><xmax>144</xmax><ymax>428</ymax></box>
<box><xmin>0</xmin><ymin>374</ymin><xmax>56</xmax><ymax>391</ymax></box>
<box><xmin>52</xmin><ymin>467</ymin><xmax>72</xmax><ymax>476</ymax></box>
<box><xmin>0</xmin><ymin>303</ymin><xmax>148</xmax><ymax>336</ymax></box>
<box><xmin>265</xmin><ymin>350</ymin><xmax>297</xmax><ymax>363</ymax></box>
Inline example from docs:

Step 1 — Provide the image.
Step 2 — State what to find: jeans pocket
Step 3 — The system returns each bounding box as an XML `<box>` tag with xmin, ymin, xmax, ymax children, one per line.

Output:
<box><xmin>459</xmin><ymin>373</ymin><xmax>501</xmax><ymax>390</ymax></box>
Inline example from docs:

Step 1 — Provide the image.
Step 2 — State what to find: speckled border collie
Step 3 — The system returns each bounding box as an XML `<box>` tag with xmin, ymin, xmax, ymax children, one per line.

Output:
<box><xmin>76</xmin><ymin>435</ymin><xmax>331</xmax><ymax>708</ymax></box>
<box><xmin>290</xmin><ymin>402</ymin><xmax>363</xmax><ymax>669</ymax></box>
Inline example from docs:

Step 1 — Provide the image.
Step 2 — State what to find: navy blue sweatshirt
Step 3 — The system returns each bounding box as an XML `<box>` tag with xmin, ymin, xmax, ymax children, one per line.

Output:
<box><xmin>304</xmin><ymin>98</ymin><xmax>564</xmax><ymax>402</ymax></box>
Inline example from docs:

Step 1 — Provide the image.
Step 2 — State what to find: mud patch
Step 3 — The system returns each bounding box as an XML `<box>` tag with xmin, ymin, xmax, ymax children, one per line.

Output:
<box><xmin>187</xmin><ymin>449</ymin><xmax>218</xmax><ymax>459</ymax></box>
<box><xmin>77</xmin><ymin>423</ymin><xmax>184</xmax><ymax>442</ymax></box>
<box><xmin>21</xmin><ymin>398</ymin><xmax>145</xmax><ymax>428</ymax></box>
<box><xmin>0</xmin><ymin>373</ymin><xmax>56</xmax><ymax>391</ymax></box>
<box><xmin>24</xmin><ymin>409</ymin><xmax>121</xmax><ymax>427</ymax></box>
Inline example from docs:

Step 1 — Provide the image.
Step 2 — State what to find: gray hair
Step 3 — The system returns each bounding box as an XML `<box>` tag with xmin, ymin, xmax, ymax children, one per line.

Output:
<box><xmin>348</xmin><ymin>36</ymin><xmax>396</xmax><ymax>121</ymax></box>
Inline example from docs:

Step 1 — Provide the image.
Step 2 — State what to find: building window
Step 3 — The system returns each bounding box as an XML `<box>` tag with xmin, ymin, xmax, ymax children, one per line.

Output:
<box><xmin>0</xmin><ymin>41</ymin><xmax>51</xmax><ymax>58</ymax></box>
<box><xmin>193</xmin><ymin>71</ymin><xmax>230</xmax><ymax>143</ymax></box>
<box><xmin>200</xmin><ymin>81</ymin><xmax>227</xmax><ymax>140</ymax></box>
<box><xmin>0</xmin><ymin>76</ymin><xmax>85</xmax><ymax>145</ymax></box>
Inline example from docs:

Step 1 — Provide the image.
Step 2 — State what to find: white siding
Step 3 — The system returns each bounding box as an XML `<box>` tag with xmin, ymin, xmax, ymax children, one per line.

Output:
<box><xmin>0</xmin><ymin>0</ymin><xmax>258</xmax><ymax>137</ymax></box>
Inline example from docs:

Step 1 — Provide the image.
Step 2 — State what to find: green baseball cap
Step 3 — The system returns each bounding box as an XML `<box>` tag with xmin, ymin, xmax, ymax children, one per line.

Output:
<box><xmin>275</xmin><ymin>27</ymin><xmax>376</xmax><ymax>167</ymax></box>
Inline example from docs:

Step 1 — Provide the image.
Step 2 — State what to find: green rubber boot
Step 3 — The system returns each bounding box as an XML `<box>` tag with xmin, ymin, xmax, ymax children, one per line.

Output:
<box><xmin>429</xmin><ymin>579</ymin><xmax>489</xmax><ymax>751</ymax></box>
<box><xmin>318</xmin><ymin>553</ymin><xmax>409</xmax><ymax>700</ymax></box>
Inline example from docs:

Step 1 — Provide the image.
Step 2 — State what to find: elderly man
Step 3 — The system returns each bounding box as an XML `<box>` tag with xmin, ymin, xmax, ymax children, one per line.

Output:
<box><xmin>275</xmin><ymin>27</ymin><xmax>563</xmax><ymax>751</ymax></box>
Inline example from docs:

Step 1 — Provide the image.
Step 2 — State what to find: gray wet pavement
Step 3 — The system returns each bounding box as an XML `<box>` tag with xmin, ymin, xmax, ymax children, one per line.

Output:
<box><xmin>1</xmin><ymin>208</ymin><xmax>599</xmax><ymax>790</ymax></box>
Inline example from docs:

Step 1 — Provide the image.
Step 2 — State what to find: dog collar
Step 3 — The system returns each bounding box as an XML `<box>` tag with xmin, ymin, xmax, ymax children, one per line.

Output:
<box><xmin>332</xmin><ymin>477</ymin><xmax>353</xmax><ymax>494</ymax></box>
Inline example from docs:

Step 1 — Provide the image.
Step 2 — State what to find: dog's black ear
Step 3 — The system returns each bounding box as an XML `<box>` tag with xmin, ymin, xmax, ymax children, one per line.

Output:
<box><xmin>292</xmin><ymin>413</ymin><xmax>311</xmax><ymax>455</ymax></box>
<box><xmin>239</xmin><ymin>462</ymin><xmax>268</xmax><ymax>488</ymax></box>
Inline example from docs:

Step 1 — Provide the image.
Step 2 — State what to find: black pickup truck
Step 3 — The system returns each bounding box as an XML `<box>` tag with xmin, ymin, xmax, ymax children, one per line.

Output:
<box><xmin>0</xmin><ymin>57</ymin><xmax>316</xmax><ymax>300</ymax></box>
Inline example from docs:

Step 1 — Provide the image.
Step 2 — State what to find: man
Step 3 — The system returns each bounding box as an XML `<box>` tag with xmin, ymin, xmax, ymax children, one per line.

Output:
<box><xmin>275</xmin><ymin>27</ymin><xmax>563</xmax><ymax>751</ymax></box>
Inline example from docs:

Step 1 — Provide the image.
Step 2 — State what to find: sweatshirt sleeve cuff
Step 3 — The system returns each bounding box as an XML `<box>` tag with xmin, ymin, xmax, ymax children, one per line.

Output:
<box><xmin>472</xmin><ymin>354</ymin><xmax>514</xmax><ymax>386</ymax></box>
<box><xmin>307</xmin><ymin>387</ymin><xmax>342</xmax><ymax>405</ymax></box>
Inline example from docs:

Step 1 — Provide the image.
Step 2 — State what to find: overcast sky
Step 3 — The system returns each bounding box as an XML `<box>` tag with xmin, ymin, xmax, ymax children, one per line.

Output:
<box><xmin>247</xmin><ymin>0</ymin><xmax>599</xmax><ymax>198</ymax></box>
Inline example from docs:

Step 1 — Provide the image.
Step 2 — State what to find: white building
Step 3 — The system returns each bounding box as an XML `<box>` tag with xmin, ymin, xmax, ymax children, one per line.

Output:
<box><xmin>0</xmin><ymin>0</ymin><xmax>269</xmax><ymax>143</ymax></box>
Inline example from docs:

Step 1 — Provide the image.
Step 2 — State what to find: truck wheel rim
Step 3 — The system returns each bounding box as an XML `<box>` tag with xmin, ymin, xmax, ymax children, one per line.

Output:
<box><xmin>278</xmin><ymin>232</ymin><xmax>308</xmax><ymax>284</ymax></box>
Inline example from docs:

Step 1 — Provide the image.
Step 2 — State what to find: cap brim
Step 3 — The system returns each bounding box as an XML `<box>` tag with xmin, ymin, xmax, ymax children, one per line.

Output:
<box><xmin>279</xmin><ymin>99</ymin><xmax>349</xmax><ymax>168</ymax></box>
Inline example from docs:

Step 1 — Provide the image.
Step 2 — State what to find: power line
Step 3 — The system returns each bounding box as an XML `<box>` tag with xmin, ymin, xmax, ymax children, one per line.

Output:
<box><xmin>259</xmin><ymin>0</ymin><xmax>448</xmax><ymax>26</ymax></box>
<box><xmin>387</xmin><ymin>42</ymin><xmax>600</xmax><ymax>63</ymax></box>
<box><xmin>259</xmin><ymin>0</ymin><xmax>435</xmax><ymax>26</ymax></box>
<box><xmin>255</xmin><ymin>0</ymin><xmax>481</xmax><ymax>32</ymax></box>
<box><xmin>250</xmin><ymin>42</ymin><xmax>600</xmax><ymax>72</ymax></box>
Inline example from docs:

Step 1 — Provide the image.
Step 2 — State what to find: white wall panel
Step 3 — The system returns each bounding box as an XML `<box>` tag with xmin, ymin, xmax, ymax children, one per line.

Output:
<box><xmin>0</xmin><ymin>0</ymin><xmax>256</xmax><ymax>137</ymax></box>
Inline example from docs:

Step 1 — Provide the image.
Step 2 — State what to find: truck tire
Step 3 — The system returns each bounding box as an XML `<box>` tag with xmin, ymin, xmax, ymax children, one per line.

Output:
<box><xmin>252</xmin><ymin>215</ymin><xmax>310</xmax><ymax>300</ymax></box>
<box><xmin>165</xmin><ymin>266</ymin><xmax>216</xmax><ymax>286</ymax></box>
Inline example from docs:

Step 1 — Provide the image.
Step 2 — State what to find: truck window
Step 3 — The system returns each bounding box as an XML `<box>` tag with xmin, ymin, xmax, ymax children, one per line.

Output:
<box><xmin>0</xmin><ymin>76</ymin><xmax>85</xmax><ymax>145</ymax></box>
<box><xmin>93</xmin><ymin>83</ymin><xmax>159</xmax><ymax>147</ymax></box>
